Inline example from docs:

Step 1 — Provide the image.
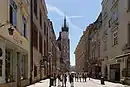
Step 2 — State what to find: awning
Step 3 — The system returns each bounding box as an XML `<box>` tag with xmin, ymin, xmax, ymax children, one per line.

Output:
<box><xmin>115</xmin><ymin>53</ymin><xmax>130</xmax><ymax>59</ymax></box>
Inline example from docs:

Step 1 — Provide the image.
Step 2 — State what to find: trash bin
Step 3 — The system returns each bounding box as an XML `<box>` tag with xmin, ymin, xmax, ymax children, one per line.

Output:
<box><xmin>101</xmin><ymin>77</ymin><xmax>105</xmax><ymax>85</ymax></box>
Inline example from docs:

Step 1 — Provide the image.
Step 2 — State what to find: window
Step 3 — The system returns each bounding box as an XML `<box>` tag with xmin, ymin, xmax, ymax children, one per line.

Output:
<box><xmin>128</xmin><ymin>24</ymin><xmax>130</xmax><ymax>44</ymax></box>
<box><xmin>22</xmin><ymin>16</ymin><xmax>26</xmax><ymax>37</ymax></box>
<box><xmin>10</xmin><ymin>0</ymin><xmax>17</xmax><ymax>28</ymax></box>
<box><xmin>34</xmin><ymin>65</ymin><xmax>37</xmax><ymax>77</ymax></box>
<box><xmin>44</xmin><ymin>41</ymin><xmax>46</xmax><ymax>56</ymax></box>
<box><xmin>104</xmin><ymin>40</ymin><xmax>107</xmax><ymax>51</ymax></box>
<box><xmin>111</xmin><ymin>5</ymin><xmax>118</xmax><ymax>23</ymax></box>
<box><xmin>39</xmin><ymin>33</ymin><xmax>43</xmax><ymax>54</ymax></box>
<box><xmin>32</xmin><ymin>24</ymin><xmax>38</xmax><ymax>49</ymax></box>
<box><xmin>113</xmin><ymin>29</ymin><xmax>118</xmax><ymax>45</ymax></box>
<box><xmin>127</xmin><ymin>58</ymin><xmax>130</xmax><ymax>77</ymax></box>
<box><xmin>0</xmin><ymin>60</ymin><xmax>2</xmax><ymax>76</ymax></box>
<box><xmin>39</xmin><ymin>10</ymin><xmax>42</xmax><ymax>28</ymax></box>
<box><xmin>21</xmin><ymin>55</ymin><xmax>27</xmax><ymax>80</ymax></box>
<box><xmin>44</xmin><ymin>22</ymin><xmax>46</xmax><ymax>35</ymax></box>
<box><xmin>34</xmin><ymin>0</ymin><xmax>37</xmax><ymax>18</ymax></box>
<box><xmin>5</xmin><ymin>50</ymin><xmax>11</xmax><ymax>82</ymax></box>
<box><xmin>109</xmin><ymin>18</ymin><xmax>112</xmax><ymax>27</ymax></box>
<box><xmin>128</xmin><ymin>0</ymin><xmax>130</xmax><ymax>11</ymax></box>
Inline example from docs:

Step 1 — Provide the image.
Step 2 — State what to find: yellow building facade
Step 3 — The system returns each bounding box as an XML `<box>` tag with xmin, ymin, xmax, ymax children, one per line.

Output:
<box><xmin>0</xmin><ymin>0</ymin><xmax>30</xmax><ymax>87</ymax></box>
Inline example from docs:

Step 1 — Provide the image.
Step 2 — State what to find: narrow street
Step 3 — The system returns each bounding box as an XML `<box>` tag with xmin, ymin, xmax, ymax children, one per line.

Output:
<box><xmin>27</xmin><ymin>78</ymin><xmax>129</xmax><ymax>87</ymax></box>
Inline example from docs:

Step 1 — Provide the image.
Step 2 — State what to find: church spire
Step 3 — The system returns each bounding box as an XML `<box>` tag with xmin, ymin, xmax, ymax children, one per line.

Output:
<box><xmin>64</xmin><ymin>16</ymin><xmax>67</xmax><ymax>28</ymax></box>
<box><xmin>62</xmin><ymin>16</ymin><xmax>69</xmax><ymax>32</ymax></box>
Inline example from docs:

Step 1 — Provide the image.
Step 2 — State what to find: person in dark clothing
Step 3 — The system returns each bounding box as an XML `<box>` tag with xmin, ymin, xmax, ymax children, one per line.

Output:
<box><xmin>79</xmin><ymin>73</ymin><xmax>82</xmax><ymax>82</ymax></box>
<box><xmin>88</xmin><ymin>72</ymin><xmax>91</xmax><ymax>80</ymax></box>
<box><xmin>64</xmin><ymin>74</ymin><xmax>67</xmax><ymax>87</ymax></box>
<box><xmin>69</xmin><ymin>74</ymin><xmax>74</xmax><ymax>87</ymax></box>
<box><xmin>82</xmin><ymin>73</ymin><xmax>85</xmax><ymax>82</ymax></box>
<box><xmin>75</xmin><ymin>73</ymin><xmax>78</xmax><ymax>82</ymax></box>
<box><xmin>49</xmin><ymin>74</ymin><xmax>54</xmax><ymax>87</ymax></box>
<box><xmin>53</xmin><ymin>73</ymin><xmax>57</xmax><ymax>86</ymax></box>
<box><xmin>57</xmin><ymin>74</ymin><xmax>61</xmax><ymax>81</ymax></box>
<box><xmin>84</xmin><ymin>73</ymin><xmax>87</xmax><ymax>82</ymax></box>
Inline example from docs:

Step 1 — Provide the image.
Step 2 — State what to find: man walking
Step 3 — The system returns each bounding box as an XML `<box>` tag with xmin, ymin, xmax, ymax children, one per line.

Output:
<box><xmin>84</xmin><ymin>73</ymin><xmax>87</xmax><ymax>82</ymax></box>
<box><xmin>64</xmin><ymin>74</ymin><xmax>67</xmax><ymax>87</ymax></box>
<box><xmin>79</xmin><ymin>73</ymin><xmax>82</xmax><ymax>82</ymax></box>
<box><xmin>69</xmin><ymin>73</ymin><xmax>74</xmax><ymax>87</ymax></box>
<box><xmin>53</xmin><ymin>73</ymin><xmax>57</xmax><ymax>86</ymax></box>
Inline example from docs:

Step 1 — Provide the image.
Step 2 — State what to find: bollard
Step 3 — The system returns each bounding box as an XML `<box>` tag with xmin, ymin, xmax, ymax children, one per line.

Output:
<box><xmin>101</xmin><ymin>77</ymin><xmax>105</xmax><ymax>85</ymax></box>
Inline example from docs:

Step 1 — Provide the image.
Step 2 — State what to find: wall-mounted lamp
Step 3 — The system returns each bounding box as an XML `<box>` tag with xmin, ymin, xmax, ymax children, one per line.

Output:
<box><xmin>0</xmin><ymin>22</ymin><xmax>14</xmax><ymax>36</ymax></box>
<box><xmin>8</xmin><ymin>27</ymin><xmax>14</xmax><ymax>35</ymax></box>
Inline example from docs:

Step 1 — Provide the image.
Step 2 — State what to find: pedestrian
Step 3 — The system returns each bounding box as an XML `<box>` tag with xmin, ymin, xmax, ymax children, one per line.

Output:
<box><xmin>57</xmin><ymin>74</ymin><xmax>61</xmax><ymax>86</ymax></box>
<box><xmin>84</xmin><ymin>73</ymin><xmax>87</xmax><ymax>82</ymax></box>
<box><xmin>75</xmin><ymin>73</ymin><xmax>76</xmax><ymax>81</ymax></box>
<box><xmin>49</xmin><ymin>74</ymin><xmax>54</xmax><ymax>87</ymax></box>
<box><xmin>79</xmin><ymin>73</ymin><xmax>82</xmax><ymax>82</ymax></box>
<box><xmin>88</xmin><ymin>72</ymin><xmax>91</xmax><ymax>80</ymax></box>
<box><xmin>61</xmin><ymin>74</ymin><xmax>64</xmax><ymax>87</ymax></box>
<box><xmin>64</xmin><ymin>74</ymin><xmax>67</xmax><ymax>87</ymax></box>
<box><xmin>69</xmin><ymin>73</ymin><xmax>74</xmax><ymax>87</ymax></box>
<box><xmin>82</xmin><ymin>73</ymin><xmax>85</xmax><ymax>82</ymax></box>
<box><xmin>53</xmin><ymin>73</ymin><xmax>57</xmax><ymax>86</ymax></box>
<box><xmin>75</xmin><ymin>73</ymin><xmax>78</xmax><ymax>82</ymax></box>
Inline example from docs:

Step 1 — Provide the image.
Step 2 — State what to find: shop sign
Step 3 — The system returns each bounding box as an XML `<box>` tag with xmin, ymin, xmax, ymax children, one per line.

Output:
<box><xmin>13</xmin><ymin>32</ymin><xmax>23</xmax><ymax>45</ymax></box>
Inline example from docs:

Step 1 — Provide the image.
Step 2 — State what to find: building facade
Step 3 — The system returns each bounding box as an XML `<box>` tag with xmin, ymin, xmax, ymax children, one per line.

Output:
<box><xmin>30</xmin><ymin>0</ymin><xmax>48</xmax><ymax>83</ymax></box>
<box><xmin>75</xmin><ymin>29</ymin><xmax>89</xmax><ymax>73</ymax></box>
<box><xmin>0</xmin><ymin>0</ymin><xmax>30</xmax><ymax>87</ymax></box>
<box><xmin>101</xmin><ymin>0</ymin><xmax>130</xmax><ymax>84</ymax></box>
<box><xmin>57</xmin><ymin>17</ymin><xmax>70</xmax><ymax>72</ymax></box>
<box><xmin>88</xmin><ymin>13</ymin><xmax>102</xmax><ymax>79</ymax></box>
<box><xmin>48</xmin><ymin>19</ymin><xmax>57</xmax><ymax>75</ymax></box>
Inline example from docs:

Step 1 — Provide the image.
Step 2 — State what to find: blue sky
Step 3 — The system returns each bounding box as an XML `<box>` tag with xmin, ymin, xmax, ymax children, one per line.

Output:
<box><xmin>45</xmin><ymin>0</ymin><xmax>102</xmax><ymax>66</ymax></box>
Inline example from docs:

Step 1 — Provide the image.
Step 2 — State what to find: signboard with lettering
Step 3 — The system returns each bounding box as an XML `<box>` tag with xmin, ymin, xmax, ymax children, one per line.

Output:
<box><xmin>13</xmin><ymin>31</ymin><xmax>23</xmax><ymax>45</ymax></box>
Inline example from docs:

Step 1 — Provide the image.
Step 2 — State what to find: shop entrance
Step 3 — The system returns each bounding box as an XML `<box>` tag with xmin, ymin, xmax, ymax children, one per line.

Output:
<box><xmin>110</xmin><ymin>64</ymin><xmax>120</xmax><ymax>82</ymax></box>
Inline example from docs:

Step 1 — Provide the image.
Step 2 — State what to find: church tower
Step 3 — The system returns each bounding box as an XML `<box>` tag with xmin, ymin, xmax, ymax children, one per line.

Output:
<box><xmin>57</xmin><ymin>16</ymin><xmax>70</xmax><ymax>72</ymax></box>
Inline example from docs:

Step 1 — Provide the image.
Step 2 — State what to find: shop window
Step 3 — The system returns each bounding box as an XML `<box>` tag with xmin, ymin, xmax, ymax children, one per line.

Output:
<box><xmin>5</xmin><ymin>50</ymin><xmax>11</xmax><ymax>82</ymax></box>
<box><xmin>127</xmin><ymin>58</ymin><xmax>130</xmax><ymax>77</ymax></box>
<box><xmin>21</xmin><ymin>55</ymin><xmax>27</xmax><ymax>80</ymax></box>
<box><xmin>128</xmin><ymin>24</ymin><xmax>130</xmax><ymax>44</ymax></box>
